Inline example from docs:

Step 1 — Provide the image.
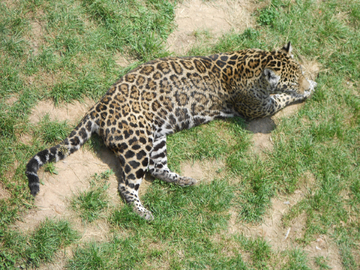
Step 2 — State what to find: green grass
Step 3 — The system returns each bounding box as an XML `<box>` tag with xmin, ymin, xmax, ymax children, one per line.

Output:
<box><xmin>38</xmin><ymin>114</ymin><xmax>72</xmax><ymax>144</ymax></box>
<box><xmin>71</xmin><ymin>170</ymin><xmax>113</xmax><ymax>222</ymax></box>
<box><xmin>283</xmin><ymin>249</ymin><xmax>312</xmax><ymax>270</ymax></box>
<box><xmin>0</xmin><ymin>0</ymin><xmax>360</xmax><ymax>268</ymax></box>
<box><xmin>167</xmin><ymin>117</ymin><xmax>249</xmax><ymax>173</ymax></box>
<box><xmin>314</xmin><ymin>256</ymin><xmax>332</xmax><ymax>270</ymax></box>
<box><xmin>0</xmin><ymin>219</ymin><xmax>79</xmax><ymax>268</ymax></box>
<box><xmin>71</xmin><ymin>188</ymin><xmax>109</xmax><ymax>222</ymax></box>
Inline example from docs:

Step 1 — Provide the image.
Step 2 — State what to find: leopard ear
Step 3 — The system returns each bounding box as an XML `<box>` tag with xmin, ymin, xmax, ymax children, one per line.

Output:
<box><xmin>281</xmin><ymin>42</ymin><xmax>293</xmax><ymax>56</ymax></box>
<box><xmin>264</xmin><ymin>68</ymin><xmax>280</xmax><ymax>87</ymax></box>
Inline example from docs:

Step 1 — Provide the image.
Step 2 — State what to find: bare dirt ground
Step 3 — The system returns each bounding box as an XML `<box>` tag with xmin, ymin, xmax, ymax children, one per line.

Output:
<box><xmin>166</xmin><ymin>0</ymin><xmax>259</xmax><ymax>55</ymax></box>
<box><xmin>12</xmin><ymin>0</ymin><xmax>337</xmax><ymax>268</ymax></box>
<box><xmin>228</xmin><ymin>171</ymin><xmax>343</xmax><ymax>269</ymax></box>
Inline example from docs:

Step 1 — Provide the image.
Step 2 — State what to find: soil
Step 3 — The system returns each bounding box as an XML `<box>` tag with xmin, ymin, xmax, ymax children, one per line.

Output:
<box><xmin>14</xmin><ymin>0</ymin><xmax>337</xmax><ymax>268</ymax></box>
<box><xmin>28</xmin><ymin>98</ymin><xmax>95</xmax><ymax>125</ymax></box>
<box><xmin>29</xmin><ymin>20</ymin><xmax>43</xmax><ymax>56</ymax></box>
<box><xmin>4</xmin><ymin>95</ymin><xmax>18</xmax><ymax>106</ymax></box>
<box><xmin>181</xmin><ymin>159</ymin><xmax>227</xmax><ymax>183</ymax></box>
<box><xmin>166</xmin><ymin>0</ymin><xmax>259</xmax><ymax>55</ymax></box>
<box><xmin>228</xmin><ymin>172</ymin><xmax>343</xmax><ymax>269</ymax></box>
<box><xmin>0</xmin><ymin>182</ymin><xmax>11</xmax><ymax>200</ymax></box>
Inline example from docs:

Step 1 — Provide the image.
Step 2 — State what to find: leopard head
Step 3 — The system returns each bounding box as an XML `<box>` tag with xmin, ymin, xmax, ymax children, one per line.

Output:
<box><xmin>262</xmin><ymin>42</ymin><xmax>314</xmax><ymax>95</ymax></box>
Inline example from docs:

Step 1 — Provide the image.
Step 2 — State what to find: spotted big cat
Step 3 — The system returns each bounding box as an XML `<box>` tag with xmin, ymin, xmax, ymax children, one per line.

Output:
<box><xmin>26</xmin><ymin>42</ymin><xmax>317</xmax><ymax>220</ymax></box>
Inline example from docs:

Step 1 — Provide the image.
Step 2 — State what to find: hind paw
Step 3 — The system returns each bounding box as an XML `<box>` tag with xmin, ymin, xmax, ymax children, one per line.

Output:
<box><xmin>133</xmin><ymin>206</ymin><xmax>154</xmax><ymax>221</ymax></box>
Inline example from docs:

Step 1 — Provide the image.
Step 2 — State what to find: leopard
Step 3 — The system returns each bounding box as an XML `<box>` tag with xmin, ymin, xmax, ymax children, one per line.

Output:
<box><xmin>26</xmin><ymin>42</ymin><xmax>317</xmax><ymax>220</ymax></box>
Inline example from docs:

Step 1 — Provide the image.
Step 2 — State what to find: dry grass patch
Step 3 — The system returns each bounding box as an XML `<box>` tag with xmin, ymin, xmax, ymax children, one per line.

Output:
<box><xmin>17</xmin><ymin>133</ymin><xmax>33</xmax><ymax>145</ymax></box>
<box><xmin>114</xmin><ymin>52</ymin><xmax>137</xmax><ymax>68</ymax></box>
<box><xmin>167</xmin><ymin>0</ymin><xmax>258</xmax><ymax>55</ymax></box>
<box><xmin>25</xmin><ymin>71</ymin><xmax>61</xmax><ymax>90</ymax></box>
<box><xmin>305</xmin><ymin>234</ymin><xmax>344</xmax><ymax>270</ymax></box>
<box><xmin>3</xmin><ymin>0</ymin><xmax>18</xmax><ymax>9</ymax></box>
<box><xmin>227</xmin><ymin>171</ymin><xmax>344</xmax><ymax>269</ymax></box>
<box><xmin>29</xmin><ymin>98</ymin><xmax>94</xmax><ymax>125</ymax></box>
<box><xmin>4</xmin><ymin>95</ymin><xmax>18</xmax><ymax>106</ymax></box>
<box><xmin>28</xmin><ymin>20</ymin><xmax>45</xmax><ymax>56</ymax></box>
<box><xmin>0</xmin><ymin>182</ymin><xmax>11</xmax><ymax>200</ymax></box>
<box><xmin>13</xmin><ymin>148</ymin><xmax>119</xmax><ymax>231</ymax></box>
<box><xmin>37</xmin><ymin>247</ymin><xmax>72</xmax><ymax>270</ymax></box>
<box><xmin>228</xmin><ymin>171</ymin><xmax>314</xmax><ymax>248</ymax></box>
<box><xmin>180</xmin><ymin>159</ymin><xmax>226</xmax><ymax>184</ymax></box>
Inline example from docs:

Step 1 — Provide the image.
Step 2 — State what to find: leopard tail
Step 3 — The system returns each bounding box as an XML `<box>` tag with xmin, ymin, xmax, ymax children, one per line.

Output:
<box><xmin>25</xmin><ymin>114</ymin><xmax>98</xmax><ymax>196</ymax></box>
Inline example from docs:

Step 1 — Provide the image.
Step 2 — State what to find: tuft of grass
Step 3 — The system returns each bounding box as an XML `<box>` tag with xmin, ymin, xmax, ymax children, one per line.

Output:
<box><xmin>106</xmin><ymin>180</ymin><xmax>243</xmax><ymax>268</ymax></box>
<box><xmin>314</xmin><ymin>256</ymin><xmax>332</xmax><ymax>270</ymax></box>
<box><xmin>25</xmin><ymin>219</ymin><xmax>79</xmax><ymax>266</ymax></box>
<box><xmin>44</xmin><ymin>162</ymin><xmax>58</xmax><ymax>175</ymax></box>
<box><xmin>79</xmin><ymin>0</ymin><xmax>175</xmax><ymax>61</ymax></box>
<box><xmin>111</xmin><ymin>179</ymin><xmax>233</xmax><ymax>236</ymax></box>
<box><xmin>89</xmin><ymin>170</ymin><xmax>114</xmax><ymax>187</ymax></box>
<box><xmin>282</xmin><ymin>249</ymin><xmax>312</xmax><ymax>270</ymax></box>
<box><xmin>257</xmin><ymin>2</ymin><xmax>281</xmax><ymax>27</ymax></box>
<box><xmin>71</xmin><ymin>171</ymin><xmax>112</xmax><ymax>222</ymax></box>
<box><xmin>167</xmin><ymin>118</ymin><xmax>249</xmax><ymax>173</ymax></box>
<box><xmin>72</xmin><ymin>188</ymin><xmax>109</xmax><ymax>222</ymax></box>
<box><xmin>67</xmin><ymin>236</ymin><xmax>146</xmax><ymax>269</ymax></box>
<box><xmin>0</xmin><ymin>219</ymin><xmax>79</xmax><ymax>268</ymax></box>
<box><xmin>37</xmin><ymin>114</ymin><xmax>71</xmax><ymax>144</ymax></box>
<box><xmin>234</xmin><ymin>235</ymin><xmax>272</xmax><ymax>269</ymax></box>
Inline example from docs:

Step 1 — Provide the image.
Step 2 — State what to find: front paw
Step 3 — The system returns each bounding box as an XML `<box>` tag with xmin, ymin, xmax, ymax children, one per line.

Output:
<box><xmin>309</xmin><ymin>80</ymin><xmax>317</xmax><ymax>91</ymax></box>
<box><xmin>304</xmin><ymin>90</ymin><xmax>312</xmax><ymax>98</ymax></box>
<box><xmin>304</xmin><ymin>80</ymin><xmax>317</xmax><ymax>97</ymax></box>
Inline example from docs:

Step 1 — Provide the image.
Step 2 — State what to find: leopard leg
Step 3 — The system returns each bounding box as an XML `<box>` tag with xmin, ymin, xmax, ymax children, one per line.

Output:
<box><xmin>260</xmin><ymin>80</ymin><xmax>317</xmax><ymax>117</ymax></box>
<box><xmin>148</xmin><ymin>134</ymin><xmax>196</xmax><ymax>186</ymax></box>
<box><xmin>115</xmin><ymin>151</ymin><xmax>154</xmax><ymax>221</ymax></box>
<box><xmin>270</xmin><ymin>90</ymin><xmax>313</xmax><ymax>112</ymax></box>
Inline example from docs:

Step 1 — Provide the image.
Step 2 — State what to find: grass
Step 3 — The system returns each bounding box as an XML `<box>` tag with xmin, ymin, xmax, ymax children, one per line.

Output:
<box><xmin>71</xmin><ymin>170</ymin><xmax>113</xmax><ymax>222</ymax></box>
<box><xmin>166</xmin><ymin>117</ymin><xmax>249</xmax><ymax>173</ymax></box>
<box><xmin>0</xmin><ymin>0</ymin><xmax>359</xmax><ymax>268</ymax></box>
<box><xmin>1</xmin><ymin>219</ymin><xmax>79</xmax><ymax>268</ymax></box>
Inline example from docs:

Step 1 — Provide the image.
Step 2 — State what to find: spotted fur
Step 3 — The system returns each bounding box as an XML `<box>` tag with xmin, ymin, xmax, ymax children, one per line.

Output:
<box><xmin>26</xmin><ymin>42</ymin><xmax>317</xmax><ymax>220</ymax></box>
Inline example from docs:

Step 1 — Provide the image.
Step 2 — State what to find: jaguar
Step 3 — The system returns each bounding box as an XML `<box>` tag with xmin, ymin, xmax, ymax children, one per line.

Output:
<box><xmin>26</xmin><ymin>42</ymin><xmax>317</xmax><ymax>220</ymax></box>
